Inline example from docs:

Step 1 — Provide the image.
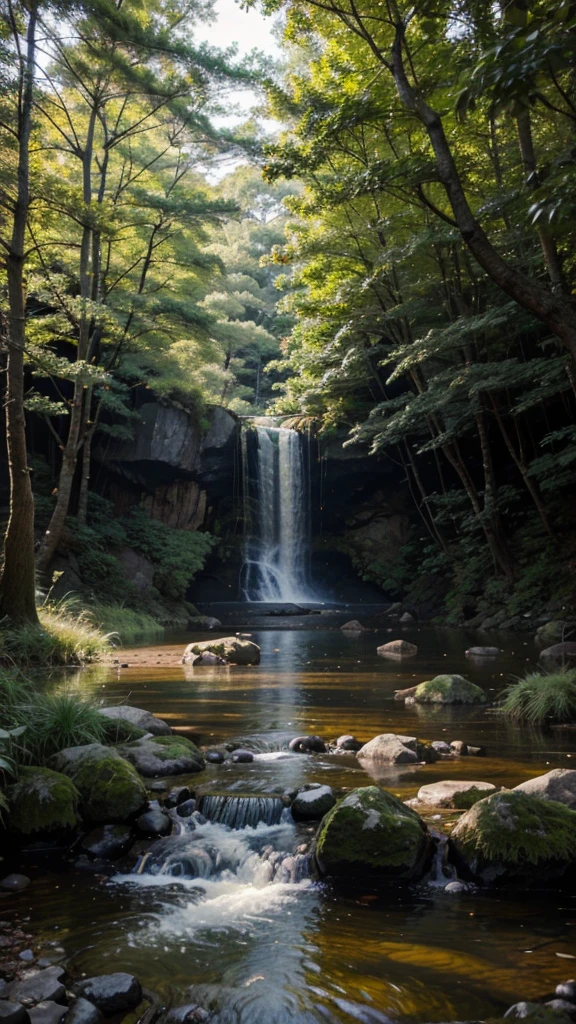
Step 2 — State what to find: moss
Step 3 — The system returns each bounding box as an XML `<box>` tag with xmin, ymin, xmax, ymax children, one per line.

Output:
<box><xmin>145</xmin><ymin>736</ymin><xmax>201</xmax><ymax>762</ymax></box>
<box><xmin>451</xmin><ymin>787</ymin><xmax>494</xmax><ymax>810</ymax></box>
<box><xmin>415</xmin><ymin>674</ymin><xmax>486</xmax><ymax>705</ymax></box>
<box><xmin>67</xmin><ymin>752</ymin><xmax>147</xmax><ymax>822</ymax></box>
<box><xmin>452</xmin><ymin>791</ymin><xmax>576</xmax><ymax>867</ymax></box>
<box><xmin>9</xmin><ymin>767</ymin><xmax>80</xmax><ymax>834</ymax></box>
<box><xmin>100</xmin><ymin>719</ymin><xmax>147</xmax><ymax>744</ymax></box>
<box><xmin>316</xmin><ymin>785</ymin><xmax>429</xmax><ymax>878</ymax></box>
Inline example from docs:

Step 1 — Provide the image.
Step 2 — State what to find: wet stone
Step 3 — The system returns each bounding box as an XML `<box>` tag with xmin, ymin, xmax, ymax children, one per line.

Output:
<box><xmin>164</xmin><ymin>1006</ymin><xmax>210</xmax><ymax>1024</ymax></box>
<box><xmin>204</xmin><ymin>751</ymin><xmax>225</xmax><ymax>765</ymax></box>
<box><xmin>9</xmin><ymin>968</ymin><xmax>66</xmax><ymax>1006</ymax></box>
<box><xmin>0</xmin><ymin>875</ymin><xmax>30</xmax><ymax>893</ymax></box>
<box><xmin>19</xmin><ymin>951</ymin><xmax>35</xmax><ymax>963</ymax></box>
<box><xmin>176</xmin><ymin>800</ymin><xmax>196</xmax><ymax>818</ymax></box>
<box><xmin>335</xmin><ymin>735</ymin><xmax>362</xmax><ymax>752</ymax></box>
<box><xmin>431</xmin><ymin>741</ymin><xmax>452</xmax><ymax>756</ymax></box>
<box><xmin>136</xmin><ymin>807</ymin><xmax>171</xmax><ymax>837</ymax></box>
<box><xmin>81</xmin><ymin>825</ymin><xmax>133</xmax><ymax>860</ymax></box>
<box><xmin>0</xmin><ymin>1004</ymin><xmax>30</xmax><ymax>1024</ymax></box>
<box><xmin>164</xmin><ymin>787</ymin><xmax>191</xmax><ymax>809</ymax></box>
<box><xmin>230</xmin><ymin>750</ymin><xmax>253</xmax><ymax>764</ymax></box>
<box><xmin>545</xmin><ymin>1002</ymin><xmax>576</xmax><ymax>1020</ymax></box>
<box><xmin>450</xmin><ymin>741</ymin><xmax>468</xmax><ymax>756</ymax></box>
<box><xmin>556</xmin><ymin>982</ymin><xmax>576</xmax><ymax>1003</ymax></box>
<box><xmin>72</xmin><ymin>974</ymin><xmax>142</xmax><ymax>1016</ymax></box>
<box><xmin>28</xmin><ymin>1005</ymin><xmax>66</xmax><ymax>1024</ymax></box>
<box><xmin>63</xmin><ymin>1000</ymin><xmax>103</xmax><ymax>1024</ymax></box>
<box><xmin>288</xmin><ymin>736</ymin><xmax>326</xmax><ymax>754</ymax></box>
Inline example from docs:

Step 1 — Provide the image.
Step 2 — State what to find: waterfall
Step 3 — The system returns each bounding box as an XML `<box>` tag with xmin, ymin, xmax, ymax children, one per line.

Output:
<box><xmin>242</xmin><ymin>422</ymin><xmax>317</xmax><ymax>603</ymax></box>
<box><xmin>198</xmin><ymin>794</ymin><xmax>289</xmax><ymax>829</ymax></box>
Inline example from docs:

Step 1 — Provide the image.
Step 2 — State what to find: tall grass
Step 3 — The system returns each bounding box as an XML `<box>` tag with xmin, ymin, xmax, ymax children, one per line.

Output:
<box><xmin>499</xmin><ymin>669</ymin><xmax>576</xmax><ymax>726</ymax></box>
<box><xmin>0</xmin><ymin>669</ymin><xmax>133</xmax><ymax>765</ymax></box>
<box><xmin>0</xmin><ymin>598</ymin><xmax>110</xmax><ymax>666</ymax></box>
<box><xmin>89</xmin><ymin>603</ymin><xmax>164</xmax><ymax>645</ymax></box>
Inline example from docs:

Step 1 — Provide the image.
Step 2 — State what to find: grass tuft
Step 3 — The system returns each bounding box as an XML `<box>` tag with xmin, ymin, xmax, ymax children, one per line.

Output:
<box><xmin>0</xmin><ymin>597</ymin><xmax>110</xmax><ymax>666</ymax></box>
<box><xmin>499</xmin><ymin>669</ymin><xmax>576</xmax><ymax>726</ymax></box>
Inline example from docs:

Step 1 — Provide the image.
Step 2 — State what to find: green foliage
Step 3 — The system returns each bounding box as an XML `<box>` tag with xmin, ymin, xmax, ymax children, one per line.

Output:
<box><xmin>500</xmin><ymin>670</ymin><xmax>576</xmax><ymax>726</ymax></box>
<box><xmin>125</xmin><ymin>507</ymin><xmax>215</xmax><ymax>600</ymax></box>
<box><xmin>89</xmin><ymin>603</ymin><xmax>164</xmax><ymax>644</ymax></box>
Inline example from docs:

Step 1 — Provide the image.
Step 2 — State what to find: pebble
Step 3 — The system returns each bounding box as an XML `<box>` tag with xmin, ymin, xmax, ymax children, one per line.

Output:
<box><xmin>18</xmin><ymin>951</ymin><xmax>35</xmax><ymax>963</ymax></box>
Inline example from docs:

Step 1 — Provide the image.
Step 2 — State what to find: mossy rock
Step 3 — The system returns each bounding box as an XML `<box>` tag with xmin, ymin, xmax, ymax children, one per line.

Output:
<box><xmin>100</xmin><ymin>719</ymin><xmax>147</xmax><ymax>744</ymax></box>
<box><xmin>414</xmin><ymin>674</ymin><xmax>486</xmax><ymax>705</ymax></box>
<box><xmin>53</xmin><ymin>744</ymin><xmax>148</xmax><ymax>823</ymax></box>
<box><xmin>119</xmin><ymin>736</ymin><xmax>205</xmax><ymax>777</ymax></box>
<box><xmin>315</xmin><ymin>785</ymin><xmax>431</xmax><ymax>881</ymax></box>
<box><xmin>9</xmin><ymin>767</ymin><xmax>80</xmax><ymax>834</ymax></box>
<box><xmin>450</xmin><ymin>790</ymin><xmax>576</xmax><ymax>885</ymax></box>
<box><xmin>182</xmin><ymin>637</ymin><xmax>260</xmax><ymax>666</ymax></box>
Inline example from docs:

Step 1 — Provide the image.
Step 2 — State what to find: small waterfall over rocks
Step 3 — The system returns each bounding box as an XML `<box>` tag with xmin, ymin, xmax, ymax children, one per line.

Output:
<box><xmin>242</xmin><ymin>421</ymin><xmax>317</xmax><ymax>603</ymax></box>
<box><xmin>198</xmin><ymin>794</ymin><xmax>289</xmax><ymax>829</ymax></box>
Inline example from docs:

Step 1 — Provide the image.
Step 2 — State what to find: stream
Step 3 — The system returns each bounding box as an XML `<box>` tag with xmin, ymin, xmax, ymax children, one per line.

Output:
<box><xmin>11</xmin><ymin>626</ymin><xmax>576</xmax><ymax>1023</ymax></box>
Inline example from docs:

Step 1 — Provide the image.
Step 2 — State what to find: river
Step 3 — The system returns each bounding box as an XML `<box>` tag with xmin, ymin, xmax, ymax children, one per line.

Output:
<box><xmin>11</xmin><ymin>626</ymin><xmax>576</xmax><ymax>1023</ymax></box>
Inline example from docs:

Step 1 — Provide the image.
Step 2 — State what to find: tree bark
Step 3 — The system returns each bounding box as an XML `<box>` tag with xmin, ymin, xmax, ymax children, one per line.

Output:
<box><xmin>0</xmin><ymin>6</ymin><xmax>40</xmax><ymax>624</ymax></box>
<box><xmin>515</xmin><ymin>108</ymin><xmax>566</xmax><ymax>294</ymax></box>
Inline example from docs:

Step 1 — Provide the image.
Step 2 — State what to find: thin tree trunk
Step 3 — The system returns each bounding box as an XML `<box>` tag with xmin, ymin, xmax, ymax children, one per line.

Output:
<box><xmin>516</xmin><ymin>108</ymin><xmax>566</xmax><ymax>293</ymax></box>
<box><xmin>490</xmin><ymin>397</ymin><xmax>557</xmax><ymax>541</ymax></box>
<box><xmin>0</xmin><ymin>6</ymin><xmax>39</xmax><ymax>624</ymax></box>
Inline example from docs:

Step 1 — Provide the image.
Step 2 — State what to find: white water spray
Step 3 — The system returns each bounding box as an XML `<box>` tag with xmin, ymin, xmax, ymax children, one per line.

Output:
<box><xmin>242</xmin><ymin>424</ymin><xmax>317</xmax><ymax>603</ymax></box>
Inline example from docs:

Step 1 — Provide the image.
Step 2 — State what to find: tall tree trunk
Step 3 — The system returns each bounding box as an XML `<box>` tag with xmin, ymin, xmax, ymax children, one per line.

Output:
<box><xmin>36</xmin><ymin>104</ymin><xmax>98</xmax><ymax>575</ymax></box>
<box><xmin>0</xmin><ymin>6</ymin><xmax>39</xmax><ymax>624</ymax></box>
<box><xmin>515</xmin><ymin>108</ymin><xmax>566</xmax><ymax>293</ymax></box>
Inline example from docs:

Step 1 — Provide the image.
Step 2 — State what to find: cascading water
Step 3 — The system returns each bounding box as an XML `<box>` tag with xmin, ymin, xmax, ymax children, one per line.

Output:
<box><xmin>242</xmin><ymin>422</ymin><xmax>317</xmax><ymax>603</ymax></box>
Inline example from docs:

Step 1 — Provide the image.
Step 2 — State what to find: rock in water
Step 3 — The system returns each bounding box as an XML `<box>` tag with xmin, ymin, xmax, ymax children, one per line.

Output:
<box><xmin>377</xmin><ymin>640</ymin><xmax>418</xmax><ymax>659</ymax></box>
<box><xmin>9</xmin><ymin>968</ymin><xmax>66</xmax><ymax>1006</ymax></box>
<box><xmin>119</xmin><ymin>737</ymin><xmax>205</xmax><ymax>777</ymax></box>
<box><xmin>335</xmin><ymin>735</ymin><xmax>362</xmax><ymax>751</ymax></box>
<box><xmin>417</xmin><ymin>780</ymin><xmax>496</xmax><ymax>809</ymax></box>
<box><xmin>356</xmin><ymin>733</ymin><xmax>438</xmax><ymax>765</ymax></box>
<box><xmin>291</xmin><ymin>784</ymin><xmax>336</xmax><ymax>820</ymax></box>
<box><xmin>315</xmin><ymin>785</ymin><xmax>431</xmax><ymax>880</ymax></box>
<box><xmin>0</xmin><ymin>873</ymin><xmax>30</xmax><ymax>891</ymax></box>
<box><xmin>288</xmin><ymin>735</ymin><xmax>326</xmax><ymax>753</ymax></box>
<box><xmin>513</xmin><ymin>769</ymin><xmax>576</xmax><ymax>808</ymax></box>
<box><xmin>413</xmin><ymin>675</ymin><xmax>486</xmax><ymax>704</ymax></box>
<box><xmin>0</xmin><ymin>1004</ymin><xmax>30</xmax><ymax>1024</ymax></box>
<box><xmin>28</xmin><ymin>1003</ymin><xmax>66</xmax><ymax>1024</ymax></box>
<box><xmin>450</xmin><ymin>790</ymin><xmax>576</xmax><ymax>885</ymax></box>
<box><xmin>465</xmin><ymin>647</ymin><xmax>501</xmax><ymax>657</ymax></box>
<box><xmin>182</xmin><ymin>637</ymin><xmax>260</xmax><ymax>665</ymax></box>
<box><xmin>98</xmin><ymin>706</ymin><xmax>171</xmax><ymax>737</ymax></box>
<box><xmin>539</xmin><ymin>642</ymin><xmax>576</xmax><ymax>664</ymax></box>
<box><xmin>72</xmin><ymin>974</ymin><xmax>142</xmax><ymax>1016</ymax></box>
<box><xmin>8</xmin><ymin>768</ymin><xmax>80</xmax><ymax>834</ymax></box>
<box><xmin>53</xmin><ymin>745</ymin><xmax>147</xmax><ymax>823</ymax></box>
<box><xmin>64</xmin><ymin>1000</ymin><xmax>103</xmax><ymax>1024</ymax></box>
<box><xmin>81</xmin><ymin>825</ymin><xmax>133</xmax><ymax>859</ymax></box>
<box><xmin>340</xmin><ymin>621</ymin><xmax>368</xmax><ymax>632</ymax></box>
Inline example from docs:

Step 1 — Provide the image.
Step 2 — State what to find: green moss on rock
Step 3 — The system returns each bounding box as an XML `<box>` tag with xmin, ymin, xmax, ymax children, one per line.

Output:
<box><xmin>9</xmin><ymin>767</ymin><xmax>80</xmax><ymax>834</ymax></box>
<box><xmin>451</xmin><ymin>790</ymin><xmax>576</xmax><ymax>884</ymax></box>
<box><xmin>414</xmin><ymin>674</ymin><xmax>486</xmax><ymax>705</ymax></box>
<box><xmin>315</xmin><ymin>785</ymin><xmax>431</xmax><ymax>880</ymax></box>
<box><xmin>55</xmin><ymin>746</ymin><xmax>148</xmax><ymax>823</ymax></box>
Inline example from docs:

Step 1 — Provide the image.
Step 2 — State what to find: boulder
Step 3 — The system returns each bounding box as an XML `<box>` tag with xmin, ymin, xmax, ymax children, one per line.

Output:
<box><xmin>416</xmin><ymin>780</ymin><xmax>496</xmax><ymax>809</ymax></box>
<box><xmin>356</xmin><ymin>734</ymin><xmax>438</xmax><ymax>765</ymax></box>
<box><xmin>64</xmin><ymin>1000</ymin><xmax>103</xmax><ymax>1024</ymax></box>
<box><xmin>163</xmin><ymin>1006</ymin><xmax>209</xmax><ymax>1024</ymax></box>
<box><xmin>536</xmin><ymin>621</ymin><xmax>575</xmax><ymax>648</ymax></box>
<box><xmin>291</xmin><ymin>785</ymin><xmax>336</xmax><ymax>821</ymax></box>
<box><xmin>8</xmin><ymin>768</ymin><xmax>80</xmax><ymax>835</ymax></box>
<box><xmin>377</xmin><ymin>640</ymin><xmax>418</xmax><ymax>659</ymax></box>
<box><xmin>556</xmin><ymin>982</ymin><xmax>576</xmax><ymax>1002</ymax></box>
<box><xmin>0</xmin><ymin>873</ymin><xmax>30</xmax><ymax>892</ymax></box>
<box><xmin>230</xmin><ymin>750</ymin><xmax>253</xmax><ymax>763</ymax></box>
<box><xmin>413</xmin><ymin>675</ymin><xmax>486</xmax><ymax>705</ymax></box>
<box><xmin>340</xmin><ymin>621</ymin><xmax>368</xmax><ymax>632</ymax></box>
<box><xmin>98</xmin><ymin>706</ymin><xmax>171</xmax><ymax>737</ymax></box>
<box><xmin>53</xmin><ymin>745</ymin><xmax>147</xmax><ymax>823</ymax></box>
<box><xmin>288</xmin><ymin>735</ymin><xmax>326</xmax><ymax>754</ymax></box>
<box><xmin>400</xmin><ymin>612</ymin><xmax>415</xmax><ymax>624</ymax></box>
<box><xmin>335</xmin><ymin>735</ymin><xmax>362</xmax><ymax>752</ymax></box>
<box><xmin>81</xmin><ymin>824</ymin><xmax>133</xmax><ymax>859</ymax></box>
<box><xmin>72</xmin><ymin>974</ymin><xmax>142</xmax><ymax>1017</ymax></box>
<box><xmin>514</xmin><ymin>769</ymin><xmax>576</xmax><ymax>808</ymax></box>
<box><xmin>540</xmin><ymin>642</ymin><xmax>576</xmax><ymax>664</ymax></box>
<box><xmin>204</xmin><ymin>751</ymin><xmax>225</xmax><ymax>764</ymax></box>
<box><xmin>9</xmin><ymin>968</ymin><xmax>66</xmax><ymax>1006</ymax></box>
<box><xmin>315</xmin><ymin>785</ymin><xmax>431</xmax><ymax>880</ymax></box>
<box><xmin>182</xmin><ymin>637</ymin><xmax>260</xmax><ymax>666</ymax></box>
<box><xmin>450</xmin><ymin>740</ymin><xmax>469</xmax><ymax>756</ymax></box>
<box><xmin>431</xmin><ymin>741</ymin><xmax>452</xmax><ymax>756</ymax></box>
<box><xmin>176</xmin><ymin>799</ymin><xmax>196</xmax><ymax>817</ymax></box>
<box><xmin>28</xmin><ymin>1004</ymin><xmax>66</xmax><ymax>1024</ymax></box>
<box><xmin>164</xmin><ymin>786</ymin><xmax>191</xmax><ymax>808</ymax></box>
<box><xmin>136</xmin><ymin>806</ymin><xmax>171</xmax><ymax>837</ymax></box>
<box><xmin>450</xmin><ymin>790</ymin><xmax>576</xmax><ymax>885</ymax></box>
<box><xmin>119</xmin><ymin>736</ymin><xmax>205</xmax><ymax>777</ymax></box>
<box><xmin>465</xmin><ymin>647</ymin><xmax>501</xmax><ymax>657</ymax></box>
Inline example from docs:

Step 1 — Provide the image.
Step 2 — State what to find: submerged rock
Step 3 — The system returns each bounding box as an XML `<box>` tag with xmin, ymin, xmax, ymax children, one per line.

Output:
<box><xmin>204</xmin><ymin>750</ymin><xmax>225</xmax><ymax>764</ymax></box>
<box><xmin>465</xmin><ymin>647</ymin><xmax>501</xmax><ymax>657</ymax></box>
<box><xmin>8</xmin><ymin>768</ymin><xmax>80</xmax><ymax>835</ymax></box>
<box><xmin>291</xmin><ymin>784</ymin><xmax>336</xmax><ymax>821</ymax></box>
<box><xmin>413</xmin><ymin>675</ymin><xmax>486</xmax><ymax>705</ymax></box>
<box><xmin>335</xmin><ymin>735</ymin><xmax>362</xmax><ymax>751</ymax></box>
<box><xmin>377</xmin><ymin>640</ymin><xmax>418</xmax><ymax>659</ymax></box>
<box><xmin>450</xmin><ymin>790</ymin><xmax>576</xmax><ymax>885</ymax></box>
<box><xmin>98</xmin><ymin>706</ymin><xmax>171</xmax><ymax>737</ymax></box>
<box><xmin>431</xmin><ymin>741</ymin><xmax>452</xmax><ymax>756</ymax></box>
<box><xmin>72</xmin><ymin>974</ymin><xmax>142</xmax><ymax>1016</ymax></box>
<box><xmin>230</xmin><ymin>750</ymin><xmax>254</xmax><ymax>763</ymax></box>
<box><xmin>417</xmin><ymin>780</ymin><xmax>496</xmax><ymax>809</ymax></box>
<box><xmin>340</xmin><ymin>620</ymin><xmax>369</xmax><ymax>632</ymax></box>
<box><xmin>315</xmin><ymin>785</ymin><xmax>431</xmax><ymax>880</ymax></box>
<box><xmin>9</xmin><ymin>967</ymin><xmax>66</xmax><ymax>1006</ymax></box>
<box><xmin>0</xmin><ymin>873</ymin><xmax>30</xmax><ymax>892</ymax></box>
<box><xmin>53</xmin><ymin>745</ymin><xmax>147</xmax><ymax>823</ymax></box>
<box><xmin>513</xmin><ymin>769</ymin><xmax>576</xmax><ymax>808</ymax></box>
<box><xmin>540</xmin><ymin>642</ymin><xmax>576</xmax><ymax>664</ymax></box>
<box><xmin>182</xmin><ymin>637</ymin><xmax>260</xmax><ymax>666</ymax></box>
<box><xmin>119</xmin><ymin>736</ymin><xmax>205</xmax><ymax>777</ymax></box>
<box><xmin>136</xmin><ymin>805</ymin><xmax>171</xmax><ymax>837</ymax></box>
<box><xmin>81</xmin><ymin>824</ymin><xmax>133</xmax><ymax>859</ymax></box>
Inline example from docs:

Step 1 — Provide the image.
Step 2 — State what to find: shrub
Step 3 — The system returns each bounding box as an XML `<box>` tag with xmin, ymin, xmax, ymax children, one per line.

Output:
<box><xmin>0</xmin><ymin>599</ymin><xmax>110</xmax><ymax>666</ymax></box>
<box><xmin>499</xmin><ymin>669</ymin><xmax>576</xmax><ymax>726</ymax></box>
<box><xmin>89</xmin><ymin>603</ymin><xmax>164</xmax><ymax>644</ymax></box>
<box><xmin>125</xmin><ymin>507</ymin><xmax>214</xmax><ymax>600</ymax></box>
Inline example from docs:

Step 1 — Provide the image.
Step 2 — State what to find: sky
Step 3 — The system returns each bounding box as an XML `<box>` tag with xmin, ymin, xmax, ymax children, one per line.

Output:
<box><xmin>194</xmin><ymin>0</ymin><xmax>281</xmax><ymax>58</ymax></box>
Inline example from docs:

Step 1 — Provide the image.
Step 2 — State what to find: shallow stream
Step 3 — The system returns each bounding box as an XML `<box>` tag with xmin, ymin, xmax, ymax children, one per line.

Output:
<box><xmin>11</xmin><ymin>627</ymin><xmax>576</xmax><ymax>1023</ymax></box>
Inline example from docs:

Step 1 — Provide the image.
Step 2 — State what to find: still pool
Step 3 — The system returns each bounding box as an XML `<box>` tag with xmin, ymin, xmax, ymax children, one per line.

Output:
<box><xmin>10</xmin><ymin>627</ymin><xmax>576</xmax><ymax>1023</ymax></box>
